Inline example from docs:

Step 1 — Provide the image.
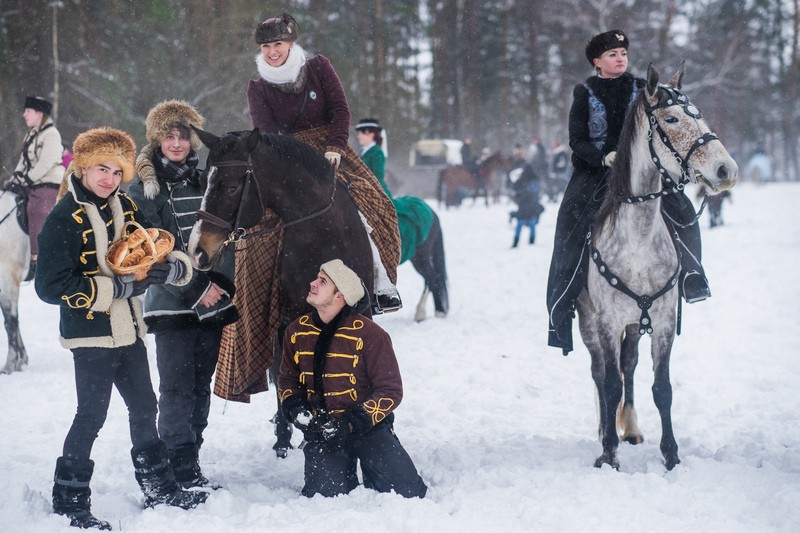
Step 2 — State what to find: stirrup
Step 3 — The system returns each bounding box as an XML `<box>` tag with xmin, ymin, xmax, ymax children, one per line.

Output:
<box><xmin>681</xmin><ymin>271</ymin><xmax>711</xmax><ymax>303</ymax></box>
<box><xmin>372</xmin><ymin>293</ymin><xmax>403</xmax><ymax>314</ymax></box>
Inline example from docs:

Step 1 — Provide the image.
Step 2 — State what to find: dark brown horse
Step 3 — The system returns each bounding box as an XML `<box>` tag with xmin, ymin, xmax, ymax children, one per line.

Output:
<box><xmin>187</xmin><ymin>128</ymin><xmax>374</xmax><ymax>457</ymax></box>
<box><xmin>437</xmin><ymin>151</ymin><xmax>508</xmax><ymax>207</ymax></box>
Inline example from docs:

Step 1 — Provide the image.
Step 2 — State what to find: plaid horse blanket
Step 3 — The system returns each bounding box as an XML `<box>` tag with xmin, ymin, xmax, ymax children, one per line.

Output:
<box><xmin>213</xmin><ymin>126</ymin><xmax>400</xmax><ymax>402</ymax></box>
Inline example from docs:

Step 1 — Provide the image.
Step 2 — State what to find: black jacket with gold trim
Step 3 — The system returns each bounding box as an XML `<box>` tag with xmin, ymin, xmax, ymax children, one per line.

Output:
<box><xmin>34</xmin><ymin>174</ymin><xmax>191</xmax><ymax>349</ymax></box>
<box><xmin>278</xmin><ymin>311</ymin><xmax>403</xmax><ymax>427</ymax></box>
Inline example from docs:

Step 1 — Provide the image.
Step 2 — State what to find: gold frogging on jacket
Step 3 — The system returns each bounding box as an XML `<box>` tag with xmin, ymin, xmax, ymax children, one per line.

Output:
<box><xmin>363</xmin><ymin>398</ymin><xmax>394</xmax><ymax>424</ymax></box>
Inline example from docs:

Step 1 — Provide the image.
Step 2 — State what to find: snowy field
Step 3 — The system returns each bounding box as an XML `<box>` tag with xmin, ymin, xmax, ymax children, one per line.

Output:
<box><xmin>1</xmin><ymin>181</ymin><xmax>798</xmax><ymax>532</ymax></box>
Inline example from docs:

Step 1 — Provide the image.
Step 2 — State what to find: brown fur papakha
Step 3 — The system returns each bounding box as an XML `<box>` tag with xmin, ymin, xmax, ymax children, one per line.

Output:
<box><xmin>213</xmin><ymin>125</ymin><xmax>400</xmax><ymax>402</ymax></box>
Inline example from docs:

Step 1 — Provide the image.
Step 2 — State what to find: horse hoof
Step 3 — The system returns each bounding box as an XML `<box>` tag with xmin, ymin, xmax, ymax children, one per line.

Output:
<box><xmin>623</xmin><ymin>433</ymin><xmax>644</xmax><ymax>445</ymax></box>
<box><xmin>434</xmin><ymin>311</ymin><xmax>447</xmax><ymax>318</ymax></box>
<box><xmin>664</xmin><ymin>454</ymin><xmax>681</xmax><ymax>471</ymax></box>
<box><xmin>274</xmin><ymin>447</ymin><xmax>289</xmax><ymax>459</ymax></box>
<box><xmin>594</xmin><ymin>453</ymin><xmax>620</xmax><ymax>470</ymax></box>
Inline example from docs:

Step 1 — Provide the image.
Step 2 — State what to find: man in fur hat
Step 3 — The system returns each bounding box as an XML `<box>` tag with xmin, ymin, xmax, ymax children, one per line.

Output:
<box><xmin>278</xmin><ymin>259</ymin><xmax>427</xmax><ymax>499</ymax></box>
<box><xmin>129</xmin><ymin>100</ymin><xmax>238</xmax><ymax>490</ymax></box>
<box><xmin>35</xmin><ymin>127</ymin><xmax>206</xmax><ymax>530</ymax></box>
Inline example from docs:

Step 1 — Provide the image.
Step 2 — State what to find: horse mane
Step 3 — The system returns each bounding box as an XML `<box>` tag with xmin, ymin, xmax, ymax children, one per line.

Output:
<box><xmin>594</xmin><ymin>90</ymin><xmax>645</xmax><ymax>231</ymax></box>
<box><xmin>211</xmin><ymin>130</ymin><xmax>332</xmax><ymax>181</ymax></box>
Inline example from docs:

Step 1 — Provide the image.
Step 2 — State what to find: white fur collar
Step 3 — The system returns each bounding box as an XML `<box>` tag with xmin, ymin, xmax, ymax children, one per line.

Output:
<box><xmin>255</xmin><ymin>44</ymin><xmax>307</xmax><ymax>85</ymax></box>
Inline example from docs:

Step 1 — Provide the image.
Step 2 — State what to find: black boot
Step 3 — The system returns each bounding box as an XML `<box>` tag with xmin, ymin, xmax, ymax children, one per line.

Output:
<box><xmin>52</xmin><ymin>457</ymin><xmax>111</xmax><ymax>530</ymax></box>
<box><xmin>681</xmin><ymin>270</ymin><xmax>711</xmax><ymax>303</ymax></box>
<box><xmin>511</xmin><ymin>236</ymin><xmax>519</xmax><ymax>248</ymax></box>
<box><xmin>132</xmin><ymin>442</ymin><xmax>208</xmax><ymax>509</ymax></box>
<box><xmin>169</xmin><ymin>444</ymin><xmax>217</xmax><ymax>490</ymax></box>
<box><xmin>23</xmin><ymin>256</ymin><xmax>36</xmax><ymax>282</ymax></box>
<box><xmin>529</xmin><ymin>233</ymin><xmax>535</xmax><ymax>245</ymax></box>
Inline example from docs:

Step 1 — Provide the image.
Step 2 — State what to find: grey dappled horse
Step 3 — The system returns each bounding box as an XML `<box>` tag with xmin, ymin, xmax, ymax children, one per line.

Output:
<box><xmin>0</xmin><ymin>188</ymin><xmax>30</xmax><ymax>373</ymax></box>
<box><xmin>578</xmin><ymin>64</ymin><xmax>737</xmax><ymax>470</ymax></box>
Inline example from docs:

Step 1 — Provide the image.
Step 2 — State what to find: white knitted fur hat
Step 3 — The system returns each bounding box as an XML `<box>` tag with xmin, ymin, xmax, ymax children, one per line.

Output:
<box><xmin>320</xmin><ymin>259</ymin><xmax>365</xmax><ymax>307</ymax></box>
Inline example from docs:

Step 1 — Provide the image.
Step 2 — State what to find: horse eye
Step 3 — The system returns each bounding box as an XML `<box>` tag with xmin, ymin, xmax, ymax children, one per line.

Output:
<box><xmin>665</xmin><ymin>116</ymin><xmax>679</xmax><ymax>124</ymax></box>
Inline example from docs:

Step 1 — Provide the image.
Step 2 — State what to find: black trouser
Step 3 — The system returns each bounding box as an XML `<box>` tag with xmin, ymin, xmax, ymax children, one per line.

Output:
<box><xmin>301</xmin><ymin>417</ymin><xmax>427</xmax><ymax>499</ymax></box>
<box><xmin>62</xmin><ymin>339</ymin><xmax>159</xmax><ymax>460</ymax></box>
<box><xmin>154</xmin><ymin>327</ymin><xmax>222</xmax><ymax>450</ymax></box>
<box><xmin>546</xmin><ymin>169</ymin><xmax>705</xmax><ymax>353</ymax></box>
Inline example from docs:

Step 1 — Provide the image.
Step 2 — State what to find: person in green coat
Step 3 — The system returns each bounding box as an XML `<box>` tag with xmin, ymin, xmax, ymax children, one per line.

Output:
<box><xmin>355</xmin><ymin>118</ymin><xmax>434</xmax><ymax>267</ymax></box>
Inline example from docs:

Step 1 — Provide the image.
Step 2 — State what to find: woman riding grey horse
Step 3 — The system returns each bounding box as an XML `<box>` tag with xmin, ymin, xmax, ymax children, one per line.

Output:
<box><xmin>546</xmin><ymin>29</ymin><xmax>711</xmax><ymax>355</ymax></box>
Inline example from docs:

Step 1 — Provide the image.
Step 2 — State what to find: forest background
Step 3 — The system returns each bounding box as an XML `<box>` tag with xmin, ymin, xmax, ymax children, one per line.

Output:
<box><xmin>1</xmin><ymin>0</ymin><xmax>798</xmax><ymax>184</ymax></box>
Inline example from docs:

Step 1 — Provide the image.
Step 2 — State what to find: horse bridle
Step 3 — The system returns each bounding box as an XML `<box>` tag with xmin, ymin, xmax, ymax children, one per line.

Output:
<box><xmin>195</xmin><ymin>158</ymin><xmax>337</xmax><ymax>248</ymax></box>
<box><xmin>620</xmin><ymin>85</ymin><xmax>718</xmax><ymax>205</ymax></box>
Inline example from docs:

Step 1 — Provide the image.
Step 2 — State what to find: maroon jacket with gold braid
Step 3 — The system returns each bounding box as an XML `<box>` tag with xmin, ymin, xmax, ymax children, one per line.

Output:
<box><xmin>278</xmin><ymin>310</ymin><xmax>403</xmax><ymax>427</ymax></box>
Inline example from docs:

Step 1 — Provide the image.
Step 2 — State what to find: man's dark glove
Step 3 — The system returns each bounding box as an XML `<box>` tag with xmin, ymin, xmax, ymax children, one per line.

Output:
<box><xmin>343</xmin><ymin>404</ymin><xmax>374</xmax><ymax>436</ymax></box>
<box><xmin>281</xmin><ymin>394</ymin><xmax>312</xmax><ymax>430</ymax></box>
<box><xmin>112</xmin><ymin>274</ymin><xmax>150</xmax><ymax>299</ymax></box>
<box><xmin>305</xmin><ymin>415</ymin><xmax>350</xmax><ymax>448</ymax></box>
<box><xmin>146</xmin><ymin>254</ymin><xmax>186</xmax><ymax>285</ymax></box>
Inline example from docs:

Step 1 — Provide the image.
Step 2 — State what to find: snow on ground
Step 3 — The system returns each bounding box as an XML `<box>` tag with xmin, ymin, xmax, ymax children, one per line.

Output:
<box><xmin>1</xmin><ymin>181</ymin><xmax>798</xmax><ymax>532</ymax></box>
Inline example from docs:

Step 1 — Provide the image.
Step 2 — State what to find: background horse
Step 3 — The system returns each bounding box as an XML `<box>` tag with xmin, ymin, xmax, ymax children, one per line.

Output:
<box><xmin>437</xmin><ymin>151</ymin><xmax>508</xmax><ymax>207</ymax></box>
<box><xmin>392</xmin><ymin>196</ymin><xmax>449</xmax><ymax>321</ymax></box>
<box><xmin>0</xmin><ymin>188</ymin><xmax>30</xmax><ymax>374</ymax></box>
<box><xmin>187</xmin><ymin>128</ymin><xmax>445</xmax><ymax>456</ymax></box>
<box><xmin>578</xmin><ymin>64</ymin><xmax>737</xmax><ymax>470</ymax></box>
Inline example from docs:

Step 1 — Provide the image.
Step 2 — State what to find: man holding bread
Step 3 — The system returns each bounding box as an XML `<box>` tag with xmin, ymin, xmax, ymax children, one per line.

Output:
<box><xmin>35</xmin><ymin>127</ymin><xmax>204</xmax><ymax>529</ymax></box>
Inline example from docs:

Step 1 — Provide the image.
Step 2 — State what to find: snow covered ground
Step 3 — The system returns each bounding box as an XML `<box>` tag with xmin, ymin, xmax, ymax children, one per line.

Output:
<box><xmin>1</xmin><ymin>181</ymin><xmax>798</xmax><ymax>532</ymax></box>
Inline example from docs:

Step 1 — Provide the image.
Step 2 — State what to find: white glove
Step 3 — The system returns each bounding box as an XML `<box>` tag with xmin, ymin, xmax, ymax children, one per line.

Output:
<box><xmin>602</xmin><ymin>151</ymin><xmax>617</xmax><ymax>167</ymax></box>
<box><xmin>324</xmin><ymin>151</ymin><xmax>342</xmax><ymax>169</ymax></box>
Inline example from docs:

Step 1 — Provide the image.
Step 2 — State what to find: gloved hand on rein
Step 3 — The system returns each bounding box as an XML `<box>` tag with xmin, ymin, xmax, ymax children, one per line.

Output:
<box><xmin>324</xmin><ymin>151</ymin><xmax>341</xmax><ymax>170</ymax></box>
<box><xmin>602</xmin><ymin>151</ymin><xmax>617</xmax><ymax>167</ymax></box>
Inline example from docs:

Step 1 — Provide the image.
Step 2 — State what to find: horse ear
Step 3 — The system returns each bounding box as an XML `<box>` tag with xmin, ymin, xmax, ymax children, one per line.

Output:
<box><xmin>246</xmin><ymin>128</ymin><xmax>261</xmax><ymax>151</ymax></box>
<box><xmin>646</xmin><ymin>63</ymin><xmax>659</xmax><ymax>98</ymax></box>
<box><xmin>667</xmin><ymin>60</ymin><xmax>685</xmax><ymax>89</ymax></box>
<box><xmin>192</xmin><ymin>126</ymin><xmax>219</xmax><ymax>149</ymax></box>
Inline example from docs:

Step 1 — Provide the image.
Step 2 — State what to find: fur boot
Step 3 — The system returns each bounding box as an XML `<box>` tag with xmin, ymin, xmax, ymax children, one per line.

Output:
<box><xmin>52</xmin><ymin>457</ymin><xmax>111</xmax><ymax>530</ymax></box>
<box><xmin>131</xmin><ymin>441</ymin><xmax>208</xmax><ymax>509</ymax></box>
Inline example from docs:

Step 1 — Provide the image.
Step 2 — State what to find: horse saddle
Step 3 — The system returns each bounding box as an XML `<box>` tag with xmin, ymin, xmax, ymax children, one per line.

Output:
<box><xmin>2</xmin><ymin>181</ymin><xmax>29</xmax><ymax>234</ymax></box>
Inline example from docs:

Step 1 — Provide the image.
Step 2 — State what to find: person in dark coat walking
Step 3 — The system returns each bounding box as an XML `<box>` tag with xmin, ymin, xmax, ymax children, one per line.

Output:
<box><xmin>130</xmin><ymin>100</ymin><xmax>239</xmax><ymax>489</ymax></box>
<box><xmin>510</xmin><ymin>163</ymin><xmax>543</xmax><ymax>247</ymax></box>
<box><xmin>546</xmin><ymin>30</ymin><xmax>711</xmax><ymax>355</ymax></box>
<box><xmin>278</xmin><ymin>259</ymin><xmax>427</xmax><ymax>499</ymax></box>
<box><xmin>35</xmin><ymin>127</ymin><xmax>206</xmax><ymax>530</ymax></box>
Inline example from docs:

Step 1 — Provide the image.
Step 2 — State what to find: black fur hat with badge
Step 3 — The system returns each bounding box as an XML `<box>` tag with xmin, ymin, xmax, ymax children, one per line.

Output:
<box><xmin>585</xmin><ymin>30</ymin><xmax>629</xmax><ymax>66</ymax></box>
<box><xmin>254</xmin><ymin>12</ymin><xmax>299</xmax><ymax>44</ymax></box>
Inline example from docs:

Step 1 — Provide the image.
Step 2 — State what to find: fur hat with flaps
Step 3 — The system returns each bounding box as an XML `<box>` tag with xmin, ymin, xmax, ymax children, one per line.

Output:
<box><xmin>57</xmin><ymin>127</ymin><xmax>136</xmax><ymax>201</ymax></box>
<box><xmin>255</xmin><ymin>12</ymin><xmax>299</xmax><ymax>44</ymax></box>
<box><xmin>585</xmin><ymin>29</ymin><xmax>629</xmax><ymax>66</ymax></box>
<box><xmin>145</xmin><ymin>99</ymin><xmax>205</xmax><ymax>150</ymax></box>
<box><xmin>320</xmin><ymin>259</ymin><xmax>365</xmax><ymax>307</ymax></box>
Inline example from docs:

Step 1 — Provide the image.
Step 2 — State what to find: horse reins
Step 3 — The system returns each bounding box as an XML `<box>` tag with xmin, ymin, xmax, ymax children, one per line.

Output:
<box><xmin>195</xmin><ymin>158</ymin><xmax>337</xmax><ymax>248</ymax></box>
